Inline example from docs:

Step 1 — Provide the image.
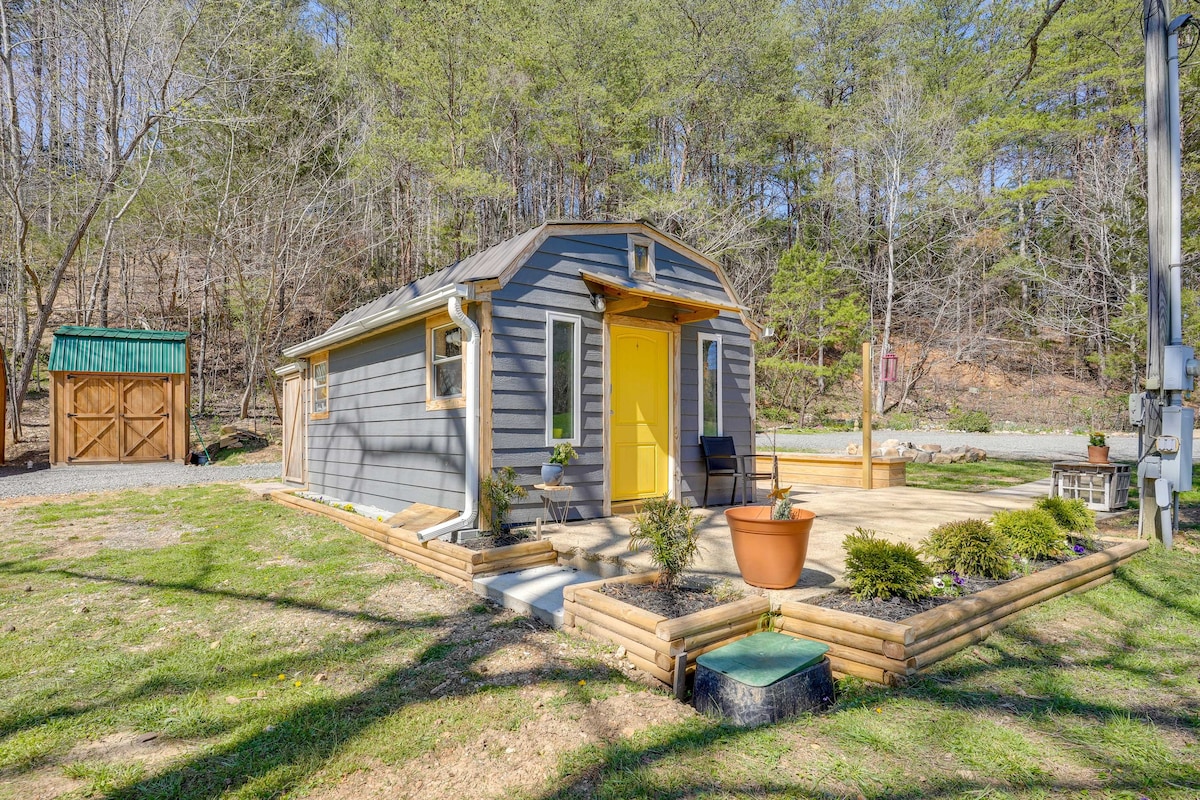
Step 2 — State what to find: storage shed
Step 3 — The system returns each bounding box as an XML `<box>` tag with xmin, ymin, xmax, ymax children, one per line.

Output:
<box><xmin>279</xmin><ymin>220</ymin><xmax>761</xmax><ymax>538</ymax></box>
<box><xmin>48</xmin><ymin>326</ymin><xmax>191</xmax><ymax>465</ymax></box>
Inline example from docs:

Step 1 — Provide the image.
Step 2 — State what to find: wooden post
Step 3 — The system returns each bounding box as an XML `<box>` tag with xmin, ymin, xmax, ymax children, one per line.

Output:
<box><xmin>862</xmin><ymin>341</ymin><xmax>872</xmax><ymax>491</ymax></box>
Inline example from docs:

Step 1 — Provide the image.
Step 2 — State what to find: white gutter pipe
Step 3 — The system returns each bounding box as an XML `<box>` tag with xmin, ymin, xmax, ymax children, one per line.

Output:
<box><xmin>282</xmin><ymin>284</ymin><xmax>471</xmax><ymax>359</ymax></box>
<box><xmin>417</xmin><ymin>295</ymin><xmax>480</xmax><ymax>541</ymax></box>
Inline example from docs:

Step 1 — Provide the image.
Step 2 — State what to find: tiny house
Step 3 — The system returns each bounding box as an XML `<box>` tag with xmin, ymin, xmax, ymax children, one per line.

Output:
<box><xmin>48</xmin><ymin>326</ymin><xmax>191</xmax><ymax>465</ymax></box>
<box><xmin>279</xmin><ymin>221</ymin><xmax>759</xmax><ymax>537</ymax></box>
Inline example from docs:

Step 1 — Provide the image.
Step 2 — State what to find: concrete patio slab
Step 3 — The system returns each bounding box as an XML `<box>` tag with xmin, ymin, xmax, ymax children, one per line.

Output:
<box><xmin>542</xmin><ymin>481</ymin><xmax>1049</xmax><ymax>605</ymax></box>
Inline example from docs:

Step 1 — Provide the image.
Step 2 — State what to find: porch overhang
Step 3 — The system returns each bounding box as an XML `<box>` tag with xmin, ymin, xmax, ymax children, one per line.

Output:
<box><xmin>579</xmin><ymin>269</ymin><xmax>739</xmax><ymax>326</ymax></box>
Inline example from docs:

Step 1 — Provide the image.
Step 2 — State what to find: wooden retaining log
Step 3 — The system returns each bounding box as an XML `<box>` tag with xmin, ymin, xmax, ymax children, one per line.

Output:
<box><xmin>905</xmin><ymin>540</ymin><xmax>1148</xmax><ymax>641</ymax></box>
<box><xmin>467</xmin><ymin>551</ymin><xmax>558</xmax><ymax>576</ymax></box>
<box><xmin>562</xmin><ymin>571</ymin><xmax>659</xmax><ymax>603</ymax></box>
<box><xmin>894</xmin><ymin>561</ymin><xmax>1121</xmax><ymax>659</ymax></box>
<box><xmin>622</xmin><ymin>649</ymin><xmax>674</xmax><ymax>685</ymax></box>
<box><xmin>470</xmin><ymin>539</ymin><xmax>558</xmax><ymax>564</ymax></box>
<box><xmin>824</xmin><ymin>654</ymin><xmax>889</xmax><ymax>685</ymax></box>
<box><xmin>675</xmin><ymin>618</ymin><xmax>764</xmax><ymax>655</ymax></box>
<box><xmin>571</xmin><ymin>609</ymin><xmax>670</xmax><ymax>670</ymax></box>
<box><xmin>655</xmin><ymin>596</ymin><xmax>769</xmax><ymax>641</ymax></box>
<box><xmin>572</xmin><ymin>588</ymin><xmax>665</xmax><ymax>631</ymax></box>
<box><xmin>567</xmin><ymin>601</ymin><xmax>673</xmax><ymax>660</ymax></box>
<box><xmin>775</xmin><ymin>617</ymin><xmax>888</xmax><ymax>655</ymax></box>
<box><xmin>778</xmin><ymin>600</ymin><xmax>915</xmax><ymax>645</ymax></box>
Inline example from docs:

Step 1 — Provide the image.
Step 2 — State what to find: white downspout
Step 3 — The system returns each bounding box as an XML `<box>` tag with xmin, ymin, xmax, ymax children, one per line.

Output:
<box><xmin>417</xmin><ymin>296</ymin><xmax>480</xmax><ymax>541</ymax></box>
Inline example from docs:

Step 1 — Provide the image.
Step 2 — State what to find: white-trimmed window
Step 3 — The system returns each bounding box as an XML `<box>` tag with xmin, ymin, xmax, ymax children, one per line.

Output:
<box><xmin>628</xmin><ymin>233</ymin><xmax>655</xmax><ymax>280</ymax></box>
<box><xmin>698</xmin><ymin>334</ymin><xmax>722</xmax><ymax>438</ymax></box>
<box><xmin>546</xmin><ymin>312</ymin><xmax>581</xmax><ymax>444</ymax></box>
<box><xmin>428</xmin><ymin>319</ymin><xmax>465</xmax><ymax>409</ymax></box>
<box><xmin>310</xmin><ymin>352</ymin><xmax>329</xmax><ymax>419</ymax></box>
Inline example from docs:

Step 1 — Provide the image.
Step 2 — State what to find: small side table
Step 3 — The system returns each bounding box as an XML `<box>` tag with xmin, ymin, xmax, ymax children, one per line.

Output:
<box><xmin>534</xmin><ymin>483</ymin><xmax>573</xmax><ymax>523</ymax></box>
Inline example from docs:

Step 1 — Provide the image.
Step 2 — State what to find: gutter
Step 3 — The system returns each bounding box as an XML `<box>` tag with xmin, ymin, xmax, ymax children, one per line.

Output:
<box><xmin>417</xmin><ymin>295</ymin><xmax>480</xmax><ymax>541</ymax></box>
<box><xmin>282</xmin><ymin>283</ymin><xmax>472</xmax><ymax>359</ymax></box>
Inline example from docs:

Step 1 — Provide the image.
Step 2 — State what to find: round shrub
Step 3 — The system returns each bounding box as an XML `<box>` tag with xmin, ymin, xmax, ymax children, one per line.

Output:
<box><xmin>1034</xmin><ymin>496</ymin><xmax>1096</xmax><ymax>533</ymax></box>
<box><xmin>843</xmin><ymin>527</ymin><xmax>932</xmax><ymax>601</ymax></box>
<box><xmin>991</xmin><ymin>508</ymin><xmax>1067</xmax><ymax>560</ymax></box>
<box><xmin>921</xmin><ymin>518</ymin><xmax>1014</xmax><ymax>579</ymax></box>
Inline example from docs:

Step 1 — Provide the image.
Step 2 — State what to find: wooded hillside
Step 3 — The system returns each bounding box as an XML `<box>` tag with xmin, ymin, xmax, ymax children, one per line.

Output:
<box><xmin>0</xmin><ymin>0</ymin><xmax>1191</xmax><ymax>433</ymax></box>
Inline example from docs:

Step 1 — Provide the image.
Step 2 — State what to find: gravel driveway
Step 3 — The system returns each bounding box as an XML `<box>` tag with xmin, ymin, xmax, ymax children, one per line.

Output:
<box><xmin>758</xmin><ymin>429</ymin><xmax>1143</xmax><ymax>463</ymax></box>
<box><xmin>0</xmin><ymin>462</ymin><xmax>281</xmax><ymax>501</ymax></box>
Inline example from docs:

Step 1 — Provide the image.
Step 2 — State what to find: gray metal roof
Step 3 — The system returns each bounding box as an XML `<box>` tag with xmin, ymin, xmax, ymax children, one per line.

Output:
<box><xmin>330</xmin><ymin>225</ymin><xmax>547</xmax><ymax>331</ymax></box>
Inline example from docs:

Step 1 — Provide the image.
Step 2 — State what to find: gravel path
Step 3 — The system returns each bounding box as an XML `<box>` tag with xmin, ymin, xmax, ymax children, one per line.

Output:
<box><xmin>0</xmin><ymin>462</ymin><xmax>281</xmax><ymax>501</ymax></box>
<box><xmin>758</xmin><ymin>429</ymin><xmax>1143</xmax><ymax>462</ymax></box>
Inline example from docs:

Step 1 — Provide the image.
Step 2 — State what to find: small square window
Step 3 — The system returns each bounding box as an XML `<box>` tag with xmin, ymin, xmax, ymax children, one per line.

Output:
<box><xmin>431</xmin><ymin>323</ymin><xmax>463</xmax><ymax>399</ymax></box>
<box><xmin>628</xmin><ymin>234</ymin><xmax>655</xmax><ymax>280</ymax></box>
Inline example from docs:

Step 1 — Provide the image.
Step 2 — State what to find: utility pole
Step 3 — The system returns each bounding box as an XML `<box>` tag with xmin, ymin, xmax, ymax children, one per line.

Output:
<box><xmin>1138</xmin><ymin>0</ymin><xmax>1195</xmax><ymax>549</ymax></box>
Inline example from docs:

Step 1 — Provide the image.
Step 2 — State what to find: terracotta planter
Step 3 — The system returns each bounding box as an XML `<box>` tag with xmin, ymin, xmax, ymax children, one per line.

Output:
<box><xmin>1087</xmin><ymin>445</ymin><xmax>1110</xmax><ymax>464</ymax></box>
<box><xmin>724</xmin><ymin>506</ymin><xmax>816</xmax><ymax>589</ymax></box>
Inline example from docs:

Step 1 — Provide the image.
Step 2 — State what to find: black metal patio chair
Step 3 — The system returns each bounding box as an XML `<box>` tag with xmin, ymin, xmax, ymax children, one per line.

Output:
<box><xmin>700</xmin><ymin>435</ymin><xmax>772</xmax><ymax>507</ymax></box>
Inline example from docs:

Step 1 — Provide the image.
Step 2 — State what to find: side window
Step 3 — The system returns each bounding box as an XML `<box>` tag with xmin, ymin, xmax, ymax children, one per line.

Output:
<box><xmin>546</xmin><ymin>312</ymin><xmax>581</xmax><ymax>444</ymax></box>
<box><xmin>310</xmin><ymin>353</ymin><xmax>329</xmax><ymax>419</ymax></box>
<box><xmin>698</xmin><ymin>334</ymin><xmax>721</xmax><ymax>438</ymax></box>
<box><xmin>428</xmin><ymin>320</ymin><xmax>464</xmax><ymax>409</ymax></box>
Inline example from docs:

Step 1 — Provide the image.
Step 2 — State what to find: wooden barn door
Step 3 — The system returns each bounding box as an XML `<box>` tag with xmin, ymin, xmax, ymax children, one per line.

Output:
<box><xmin>281</xmin><ymin>372</ymin><xmax>306</xmax><ymax>484</ymax></box>
<box><xmin>119</xmin><ymin>376</ymin><xmax>172</xmax><ymax>461</ymax></box>
<box><xmin>66</xmin><ymin>375</ymin><xmax>121</xmax><ymax>462</ymax></box>
<box><xmin>65</xmin><ymin>374</ymin><xmax>173</xmax><ymax>463</ymax></box>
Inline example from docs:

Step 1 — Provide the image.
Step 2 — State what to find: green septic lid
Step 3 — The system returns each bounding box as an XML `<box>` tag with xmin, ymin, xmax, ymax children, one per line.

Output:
<box><xmin>696</xmin><ymin>632</ymin><xmax>829</xmax><ymax>688</ymax></box>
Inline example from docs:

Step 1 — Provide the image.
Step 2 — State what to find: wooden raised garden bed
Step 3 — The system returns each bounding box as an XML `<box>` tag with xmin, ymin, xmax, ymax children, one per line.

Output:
<box><xmin>755</xmin><ymin>452</ymin><xmax>907</xmax><ymax>489</ymax></box>
<box><xmin>777</xmin><ymin>539</ymin><xmax>1149</xmax><ymax>686</ymax></box>
<box><xmin>562</xmin><ymin>572</ymin><xmax>770</xmax><ymax>688</ymax></box>
<box><xmin>271</xmin><ymin>491</ymin><xmax>557</xmax><ymax>587</ymax></box>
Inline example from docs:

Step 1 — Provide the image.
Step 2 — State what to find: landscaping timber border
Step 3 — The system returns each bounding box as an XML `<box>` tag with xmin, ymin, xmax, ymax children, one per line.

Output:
<box><xmin>755</xmin><ymin>452</ymin><xmax>907</xmax><ymax>489</ymax></box>
<box><xmin>270</xmin><ymin>491</ymin><xmax>557</xmax><ymax>587</ymax></box>
<box><xmin>562</xmin><ymin>572</ymin><xmax>770</xmax><ymax>688</ymax></box>
<box><xmin>776</xmin><ymin>539</ymin><xmax>1149</xmax><ymax>685</ymax></box>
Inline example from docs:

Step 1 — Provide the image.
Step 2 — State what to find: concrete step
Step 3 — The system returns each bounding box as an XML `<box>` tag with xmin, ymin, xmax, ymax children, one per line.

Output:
<box><xmin>471</xmin><ymin>564</ymin><xmax>601</xmax><ymax>628</ymax></box>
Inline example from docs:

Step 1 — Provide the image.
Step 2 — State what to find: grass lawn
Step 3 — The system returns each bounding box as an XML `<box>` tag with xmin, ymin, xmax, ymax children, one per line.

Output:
<box><xmin>2</xmin><ymin>484</ymin><xmax>1199</xmax><ymax>799</ymax></box>
<box><xmin>906</xmin><ymin>458</ymin><xmax>1051</xmax><ymax>493</ymax></box>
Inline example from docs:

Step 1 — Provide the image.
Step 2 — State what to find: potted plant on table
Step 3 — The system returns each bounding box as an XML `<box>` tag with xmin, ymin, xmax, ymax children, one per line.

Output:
<box><xmin>1087</xmin><ymin>432</ymin><xmax>1109</xmax><ymax>464</ymax></box>
<box><xmin>541</xmin><ymin>442</ymin><xmax>577</xmax><ymax>486</ymax></box>
<box><xmin>724</xmin><ymin>485</ymin><xmax>817</xmax><ymax>589</ymax></box>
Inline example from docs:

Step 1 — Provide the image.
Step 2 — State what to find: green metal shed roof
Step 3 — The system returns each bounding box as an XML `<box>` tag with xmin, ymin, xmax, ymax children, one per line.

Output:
<box><xmin>48</xmin><ymin>326</ymin><xmax>189</xmax><ymax>375</ymax></box>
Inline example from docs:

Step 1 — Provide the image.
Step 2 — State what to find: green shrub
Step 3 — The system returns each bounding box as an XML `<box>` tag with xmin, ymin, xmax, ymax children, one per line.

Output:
<box><xmin>991</xmin><ymin>508</ymin><xmax>1066</xmax><ymax>560</ymax></box>
<box><xmin>629</xmin><ymin>494</ymin><xmax>700</xmax><ymax>592</ymax></box>
<box><xmin>480</xmin><ymin>466</ymin><xmax>527</xmax><ymax>534</ymax></box>
<box><xmin>843</xmin><ymin>527</ymin><xmax>932</xmax><ymax>601</ymax></box>
<box><xmin>1034</xmin><ymin>496</ymin><xmax>1096</xmax><ymax>533</ymax></box>
<box><xmin>922</xmin><ymin>518</ymin><xmax>1014</xmax><ymax>579</ymax></box>
<box><xmin>888</xmin><ymin>411</ymin><xmax>918</xmax><ymax>430</ymax></box>
<box><xmin>948</xmin><ymin>408</ymin><xmax>991</xmax><ymax>432</ymax></box>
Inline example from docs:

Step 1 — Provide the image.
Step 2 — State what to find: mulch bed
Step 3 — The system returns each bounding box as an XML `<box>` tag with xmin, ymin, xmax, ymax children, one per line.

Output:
<box><xmin>601</xmin><ymin>583</ymin><xmax>728</xmax><ymax>618</ymax></box>
<box><xmin>455</xmin><ymin>529</ymin><xmax>537</xmax><ymax>551</ymax></box>
<box><xmin>813</xmin><ymin>539</ymin><xmax>1119</xmax><ymax>624</ymax></box>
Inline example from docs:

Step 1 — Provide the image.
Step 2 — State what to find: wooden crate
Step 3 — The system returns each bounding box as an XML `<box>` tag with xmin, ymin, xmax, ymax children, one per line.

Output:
<box><xmin>1050</xmin><ymin>462</ymin><xmax>1131</xmax><ymax>511</ymax></box>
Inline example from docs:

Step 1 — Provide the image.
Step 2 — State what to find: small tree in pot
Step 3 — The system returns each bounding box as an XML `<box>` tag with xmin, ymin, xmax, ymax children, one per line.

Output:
<box><xmin>1087</xmin><ymin>432</ymin><xmax>1109</xmax><ymax>464</ymax></box>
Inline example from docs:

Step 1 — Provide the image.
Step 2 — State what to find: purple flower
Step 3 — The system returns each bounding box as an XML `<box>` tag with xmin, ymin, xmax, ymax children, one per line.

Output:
<box><xmin>1073</xmin><ymin>543</ymin><xmax>1086</xmax><ymax>554</ymax></box>
<box><xmin>953</xmin><ymin>574</ymin><xmax>965</xmax><ymax>586</ymax></box>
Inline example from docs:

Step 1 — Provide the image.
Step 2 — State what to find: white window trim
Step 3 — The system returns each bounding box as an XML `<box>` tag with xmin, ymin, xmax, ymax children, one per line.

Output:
<box><xmin>545</xmin><ymin>311</ymin><xmax>583</xmax><ymax>446</ymax></box>
<box><xmin>628</xmin><ymin>233</ymin><xmax>656</xmax><ymax>280</ymax></box>
<box><xmin>310</xmin><ymin>352</ymin><xmax>329</xmax><ymax>419</ymax></box>
<box><xmin>698</xmin><ymin>333</ymin><xmax>723</xmax><ymax>440</ymax></box>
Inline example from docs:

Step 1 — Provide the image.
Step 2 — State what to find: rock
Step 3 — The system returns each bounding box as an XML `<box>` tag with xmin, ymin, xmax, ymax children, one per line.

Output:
<box><xmin>871</xmin><ymin>448</ymin><xmax>883</xmax><ymax>457</ymax></box>
<box><xmin>912</xmin><ymin>451</ymin><xmax>933</xmax><ymax>464</ymax></box>
<box><xmin>615</xmin><ymin>645</ymin><xmax>627</xmax><ymax>659</ymax></box>
<box><xmin>846</xmin><ymin>443</ymin><xmax>860</xmax><ymax>456</ymax></box>
<box><xmin>880</xmin><ymin>438</ymin><xmax>901</xmax><ymax>449</ymax></box>
<box><xmin>225</xmin><ymin>696</ymin><xmax>241</xmax><ymax>705</ymax></box>
<box><xmin>932</xmin><ymin>453</ymin><xmax>955</xmax><ymax>465</ymax></box>
<box><xmin>945</xmin><ymin>445</ymin><xmax>968</xmax><ymax>456</ymax></box>
<box><xmin>969</xmin><ymin>447</ymin><xmax>988</xmax><ymax>461</ymax></box>
<box><xmin>919</xmin><ymin>444</ymin><xmax>942</xmax><ymax>453</ymax></box>
<box><xmin>881</xmin><ymin>447</ymin><xmax>900</xmax><ymax>457</ymax></box>
<box><xmin>4</xmin><ymin>625</ymin><xmax>14</xmax><ymax>633</ymax></box>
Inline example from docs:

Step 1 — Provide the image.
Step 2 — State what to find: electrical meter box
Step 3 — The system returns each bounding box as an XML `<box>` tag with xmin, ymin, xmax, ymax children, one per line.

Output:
<box><xmin>1163</xmin><ymin>345</ymin><xmax>1195</xmax><ymax>391</ymax></box>
<box><xmin>1160</xmin><ymin>405</ymin><xmax>1194</xmax><ymax>491</ymax></box>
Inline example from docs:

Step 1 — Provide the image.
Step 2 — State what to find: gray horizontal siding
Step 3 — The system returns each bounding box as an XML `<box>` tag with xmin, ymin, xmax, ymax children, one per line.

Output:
<box><xmin>309</xmin><ymin>315</ymin><xmax>467</xmax><ymax>513</ymax></box>
<box><xmin>488</xmin><ymin>233</ymin><xmax>754</xmax><ymax>521</ymax></box>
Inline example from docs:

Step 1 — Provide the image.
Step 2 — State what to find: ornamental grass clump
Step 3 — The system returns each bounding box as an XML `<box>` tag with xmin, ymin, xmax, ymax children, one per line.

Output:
<box><xmin>843</xmin><ymin>527</ymin><xmax>932</xmax><ymax>601</ymax></box>
<box><xmin>922</xmin><ymin>518</ymin><xmax>1014</xmax><ymax>579</ymax></box>
<box><xmin>1034</xmin><ymin>496</ymin><xmax>1096</xmax><ymax>534</ymax></box>
<box><xmin>629</xmin><ymin>494</ymin><xmax>700</xmax><ymax>593</ymax></box>
<box><xmin>991</xmin><ymin>508</ymin><xmax>1067</xmax><ymax>560</ymax></box>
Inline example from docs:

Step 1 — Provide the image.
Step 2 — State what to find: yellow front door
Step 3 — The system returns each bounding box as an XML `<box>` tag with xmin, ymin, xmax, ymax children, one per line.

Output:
<box><xmin>611</xmin><ymin>324</ymin><xmax>671</xmax><ymax>500</ymax></box>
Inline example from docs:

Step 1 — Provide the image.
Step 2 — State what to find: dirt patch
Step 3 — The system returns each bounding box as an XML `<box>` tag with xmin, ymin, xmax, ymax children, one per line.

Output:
<box><xmin>601</xmin><ymin>582</ymin><xmax>727</xmax><ymax>618</ymax></box>
<box><xmin>455</xmin><ymin>530</ymin><xmax>538</xmax><ymax>551</ymax></box>
<box><xmin>309</xmin><ymin>687</ymin><xmax>692</xmax><ymax>800</ymax></box>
